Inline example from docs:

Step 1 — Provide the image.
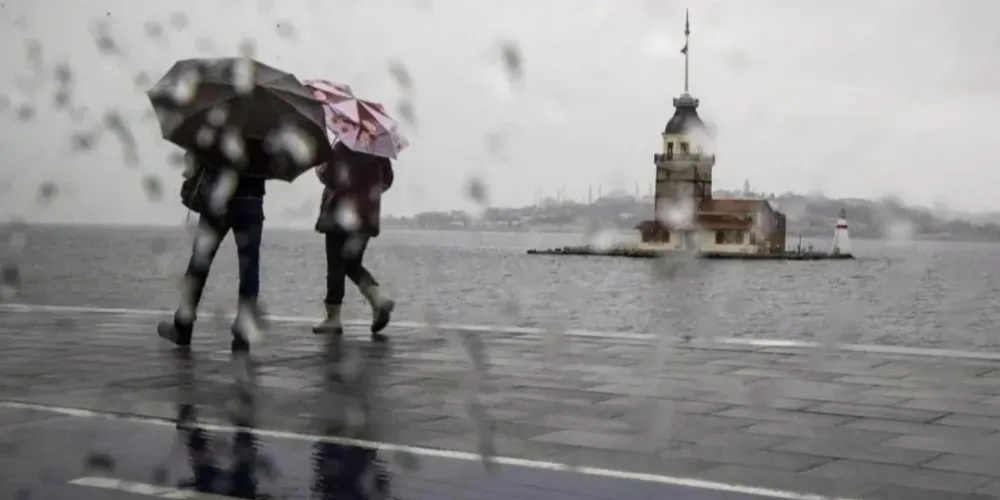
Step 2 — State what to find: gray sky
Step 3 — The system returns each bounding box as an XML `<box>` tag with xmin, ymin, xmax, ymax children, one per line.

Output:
<box><xmin>1</xmin><ymin>0</ymin><xmax>999</xmax><ymax>226</ymax></box>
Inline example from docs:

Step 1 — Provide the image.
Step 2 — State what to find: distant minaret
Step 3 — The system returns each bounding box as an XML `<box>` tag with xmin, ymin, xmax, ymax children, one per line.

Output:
<box><xmin>831</xmin><ymin>208</ymin><xmax>851</xmax><ymax>255</ymax></box>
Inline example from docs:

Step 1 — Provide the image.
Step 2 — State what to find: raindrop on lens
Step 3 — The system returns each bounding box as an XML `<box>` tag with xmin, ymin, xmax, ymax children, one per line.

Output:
<box><xmin>142</xmin><ymin>175</ymin><xmax>163</xmax><ymax>201</ymax></box>
<box><xmin>232</xmin><ymin>58</ymin><xmax>256</xmax><ymax>95</ymax></box>
<box><xmin>195</xmin><ymin>126</ymin><xmax>216</xmax><ymax>148</ymax></box>
<box><xmin>209</xmin><ymin>171</ymin><xmax>238</xmax><ymax>215</ymax></box>
<box><xmin>8</xmin><ymin>232</ymin><xmax>26</xmax><ymax>253</ymax></box>
<box><xmin>169</xmin><ymin>70</ymin><xmax>200</xmax><ymax>105</ymax></box>
<box><xmin>220</xmin><ymin>129</ymin><xmax>245</xmax><ymax>163</ymax></box>
<box><xmin>270</xmin><ymin>124</ymin><xmax>315</xmax><ymax>166</ymax></box>
<box><xmin>464</xmin><ymin>175</ymin><xmax>489</xmax><ymax>206</ymax></box>
<box><xmin>206</xmin><ymin>106</ymin><xmax>228</xmax><ymax>127</ymax></box>
<box><xmin>0</xmin><ymin>263</ymin><xmax>20</xmax><ymax>301</ymax></box>
<box><xmin>335</xmin><ymin>201</ymin><xmax>361</xmax><ymax>232</ymax></box>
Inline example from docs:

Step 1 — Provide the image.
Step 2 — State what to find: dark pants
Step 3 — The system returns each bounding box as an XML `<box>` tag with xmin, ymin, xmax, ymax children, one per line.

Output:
<box><xmin>179</xmin><ymin>198</ymin><xmax>264</xmax><ymax>324</ymax></box>
<box><xmin>324</xmin><ymin>232</ymin><xmax>376</xmax><ymax>305</ymax></box>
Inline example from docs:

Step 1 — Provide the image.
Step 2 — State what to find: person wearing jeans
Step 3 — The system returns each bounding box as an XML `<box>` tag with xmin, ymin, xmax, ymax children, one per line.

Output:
<box><xmin>312</xmin><ymin>142</ymin><xmax>395</xmax><ymax>342</ymax></box>
<box><xmin>158</xmin><ymin>142</ymin><xmax>269</xmax><ymax>352</ymax></box>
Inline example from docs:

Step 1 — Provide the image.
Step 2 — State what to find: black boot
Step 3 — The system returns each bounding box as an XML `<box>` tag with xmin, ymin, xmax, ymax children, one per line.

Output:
<box><xmin>158</xmin><ymin>319</ymin><xmax>193</xmax><ymax>347</ymax></box>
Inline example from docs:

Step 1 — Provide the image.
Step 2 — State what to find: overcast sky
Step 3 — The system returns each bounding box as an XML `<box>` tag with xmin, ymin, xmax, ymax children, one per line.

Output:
<box><xmin>1</xmin><ymin>0</ymin><xmax>998</xmax><ymax>226</ymax></box>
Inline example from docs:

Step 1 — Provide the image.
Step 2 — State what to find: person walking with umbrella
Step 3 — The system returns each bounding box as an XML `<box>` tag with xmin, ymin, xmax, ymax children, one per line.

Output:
<box><xmin>311</xmin><ymin>143</ymin><xmax>396</xmax><ymax>341</ymax></box>
<box><xmin>307</xmin><ymin>80</ymin><xmax>408</xmax><ymax>342</ymax></box>
<box><xmin>148</xmin><ymin>58</ymin><xmax>331</xmax><ymax>351</ymax></box>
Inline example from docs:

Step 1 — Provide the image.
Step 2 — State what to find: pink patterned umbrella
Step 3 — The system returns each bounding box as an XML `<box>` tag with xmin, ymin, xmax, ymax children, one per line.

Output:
<box><xmin>304</xmin><ymin>78</ymin><xmax>409</xmax><ymax>160</ymax></box>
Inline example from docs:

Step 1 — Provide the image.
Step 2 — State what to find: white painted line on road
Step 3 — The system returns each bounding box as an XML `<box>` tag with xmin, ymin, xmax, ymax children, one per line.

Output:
<box><xmin>7</xmin><ymin>400</ymin><xmax>857</xmax><ymax>500</ymax></box>
<box><xmin>0</xmin><ymin>302</ymin><xmax>653</xmax><ymax>341</ymax></box>
<box><xmin>4</xmin><ymin>302</ymin><xmax>1000</xmax><ymax>361</ymax></box>
<box><xmin>71</xmin><ymin>476</ymin><xmax>239</xmax><ymax>499</ymax></box>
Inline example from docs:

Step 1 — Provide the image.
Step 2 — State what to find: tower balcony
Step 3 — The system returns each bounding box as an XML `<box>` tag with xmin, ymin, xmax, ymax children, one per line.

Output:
<box><xmin>654</xmin><ymin>152</ymin><xmax>714</xmax><ymax>162</ymax></box>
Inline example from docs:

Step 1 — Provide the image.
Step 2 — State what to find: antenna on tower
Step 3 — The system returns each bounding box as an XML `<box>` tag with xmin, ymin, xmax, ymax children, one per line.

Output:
<box><xmin>681</xmin><ymin>9</ymin><xmax>691</xmax><ymax>94</ymax></box>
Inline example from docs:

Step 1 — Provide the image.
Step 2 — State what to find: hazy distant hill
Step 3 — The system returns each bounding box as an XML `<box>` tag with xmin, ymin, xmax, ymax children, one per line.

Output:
<box><xmin>386</xmin><ymin>191</ymin><xmax>1000</xmax><ymax>242</ymax></box>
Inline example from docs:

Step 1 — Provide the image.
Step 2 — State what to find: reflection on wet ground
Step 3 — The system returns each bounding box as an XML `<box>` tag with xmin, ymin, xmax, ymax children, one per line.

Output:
<box><xmin>4</xmin><ymin>306</ymin><xmax>1000</xmax><ymax>499</ymax></box>
<box><xmin>0</xmin><ymin>344</ymin><xmax>770</xmax><ymax>500</ymax></box>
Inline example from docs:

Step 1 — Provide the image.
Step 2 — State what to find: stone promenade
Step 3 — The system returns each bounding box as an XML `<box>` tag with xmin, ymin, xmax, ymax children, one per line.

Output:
<box><xmin>2</xmin><ymin>305</ymin><xmax>1000</xmax><ymax>499</ymax></box>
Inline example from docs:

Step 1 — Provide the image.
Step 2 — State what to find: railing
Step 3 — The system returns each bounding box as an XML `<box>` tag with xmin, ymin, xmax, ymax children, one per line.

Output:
<box><xmin>654</xmin><ymin>153</ymin><xmax>715</xmax><ymax>162</ymax></box>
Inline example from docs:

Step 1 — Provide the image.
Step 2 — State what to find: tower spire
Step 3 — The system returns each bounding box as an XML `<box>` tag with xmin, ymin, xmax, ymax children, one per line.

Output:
<box><xmin>682</xmin><ymin>9</ymin><xmax>690</xmax><ymax>94</ymax></box>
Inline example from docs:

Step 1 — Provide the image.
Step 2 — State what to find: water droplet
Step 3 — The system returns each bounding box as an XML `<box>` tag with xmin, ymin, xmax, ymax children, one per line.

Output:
<box><xmin>231</xmin><ymin>57</ymin><xmax>256</xmax><ymax>95</ymax></box>
<box><xmin>84</xmin><ymin>451</ymin><xmax>116</xmax><ymax>473</ymax></box>
<box><xmin>219</xmin><ymin>129</ymin><xmax>246</xmax><ymax>163</ymax></box>
<box><xmin>54</xmin><ymin>64</ymin><xmax>72</xmax><ymax>86</ymax></box>
<box><xmin>196</xmin><ymin>126</ymin><xmax>216</xmax><ymax>148</ymax></box>
<box><xmin>168</xmin><ymin>69</ymin><xmax>200</xmax><ymax>105</ymax></box>
<box><xmin>53</xmin><ymin>90</ymin><xmax>70</xmax><ymax>109</ymax></box>
<box><xmin>143</xmin><ymin>21</ymin><xmax>164</xmax><ymax>41</ymax></box>
<box><xmin>37</xmin><ymin>182</ymin><xmax>58</xmax><ymax>203</ymax></box>
<box><xmin>0</xmin><ymin>263</ymin><xmax>20</xmax><ymax>301</ymax></box>
<box><xmin>8</xmin><ymin>231</ymin><xmax>26</xmax><ymax>253</ymax></box>
<box><xmin>388</xmin><ymin>61</ymin><xmax>413</xmax><ymax>91</ymax></box>
<box><xmin>499</xmin><ymin>40</ymin><xmax>523</xmax><ymax>83</ymax></box>
<box><xmin>238</xmin><ymin>39</ymin><xmax>256</xmax><ymax>58</ymax></box>
<box><xmin>396</xmin><ymin>99</ymin><xmax>416</xmax><ymax>127</ymax></box>
<box><xmin>168</xmin><ymin>12</ymin><xmax>188</xmax><ymax>30</ymax></box>
<box><xmin>274</xmin><ymin>21</ymin><xmax>296</xmax><ymax>39</ymax></box>
<box><xmin>15</xmin><ymin>104</ymin><xmax>34</xmax><ymax>121</ymax></box>
<box><xmin>150</xmin><ymin>466</ymin><xmax>169</xmax><ymax>485</ymax></box>
<box><xmin>167</xmin><ymin>150</ymin><xmax>185</xmax><ymax>168</ymax></box>
<box><xmin>335</xmin><ymin>201</ymin><xmax>361</xmax><ymax>231</ymax></box>
<box><xmin>209</xmin><ymin>171</ymin><xmax>238</xmax><ymax>215</ymax></box>
<box><xmin>464</xmin><ymin>175</ymin><xmax>489</xmax><ymax>207</ymax></box>
<box><xmin>656</xmin><ymin>198</ymin><xmax>696</xmax><ymax>229</ymax></box>
<box><xmin>394</xmin><ymin>449</ymin><xmax>420</xmax><ymax>471</ymax></box>
<box><xmin>267</xmin><ymin>123</ymin><xmax>316</xmax><ymax>166</ymax></box>
<box><xmin>70</xmin><ymin>131</ymin><xmax>96</xmax><ymax>151</ymax></box>
<box><xmin>142</xmin><ymin>175</ymin><xmax>163</xmax><ymax>201</ymax></box>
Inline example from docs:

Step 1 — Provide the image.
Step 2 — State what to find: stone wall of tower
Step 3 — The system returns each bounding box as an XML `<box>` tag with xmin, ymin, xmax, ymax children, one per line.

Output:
<box><xmin>653</xmin><ymin>135</ymin><xmax>715</xmax><ymax>217</ymax></box>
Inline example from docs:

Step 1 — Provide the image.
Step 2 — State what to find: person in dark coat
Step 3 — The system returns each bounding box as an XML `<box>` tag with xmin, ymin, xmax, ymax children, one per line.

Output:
<box><xmin>312</xmin><ymin>142</ymin><xmax>395</xmax><ymax>342</ymax></box>
<box><xmin>157</xmin><ymin>140</ymin><xmax>275</xmax><ymax>352</ymax></box>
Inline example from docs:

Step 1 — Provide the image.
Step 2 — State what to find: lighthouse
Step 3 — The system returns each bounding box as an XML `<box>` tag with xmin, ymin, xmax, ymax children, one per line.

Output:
<box><xmin>831</xmin><ymin>208</ymin><xmax>851</xmax><ymax>256</ymax></box>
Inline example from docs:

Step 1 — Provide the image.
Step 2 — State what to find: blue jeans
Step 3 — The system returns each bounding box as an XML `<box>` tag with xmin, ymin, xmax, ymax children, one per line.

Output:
<box><xmin>179</xmin><ymin>198</ymin><xmax>264</xmax><ymax>324</ymax></box>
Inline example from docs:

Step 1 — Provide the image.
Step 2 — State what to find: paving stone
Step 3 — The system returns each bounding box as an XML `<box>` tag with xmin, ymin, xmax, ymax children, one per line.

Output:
<box><xmin>803</xmin><ymin>402</ymin><xmax>947</xmax><ymax>422</ymax></box>
<box><xmin>922</xmin><ymin>454</ymin><xmax>1000</xmax><ymax>477</ymax></box>
<box><xmin>531</xmin><ymin>429</ymin><xmax>646</xmax><ymax>452</ymax></box>
<box><xmin>979</xmin><ymin>480</ymin><xmax>1000</xmax><ymax>498</ymax></box>
<box><xmin>11</xmin><ymin>308</ymin><xmax>1000</xmax><ymax>499</ymax></box>
<box><xmin>663</xmin><ymin>444</ymin><xmax>831</xmax><ymax>472</ymax></box>
<box><xmin>688</xmin><ymin>431</ymin><xmax>793</xmax><ymax>450</ymax></box>
<box><xmin>715</xmin><ymin>406</ymin><xmax>852</xmax><ymax>426</ymax></box>
<box><xmin>695</xmin><ymin>464</ymin><xmax>878</xmax><ymax>498</ymax></box>
<box><xmin>936</xmin><ymin>414</ymin><xmax>1000</xmax><ymax>430</ymax></box>
<box><xmin>863</xmin><ymin>483</ymin><xmax>1000</xmax><ymax>500</ymax></box>
<box><xmin>881</xmin><ymin>434</ymin><xmax>1000</xmax><ymax>457</ymax></box>
<box><xmin>864</xmin><ymin>386</ymin><xmax>990</xmax><ymax>403</ymax></box>
<box><xmin>598</xmin><ymin>396</ymin><xmax>730</xmax><ymax>415</ymax></box>
<box><xmin>805</xmin><ymin>459</ymin><xmax>993</xmax><ymax>494</ymax></box>
<box><xmin>746</xmin><ymin>422</ymin><xmax>901</xmax><ymax>444</ymax></box>
<box><xmin>899</xmin><ymin>398</ymin><xmax>1000</xmax><ymax>417</ymax></box>
<box><xmin>681</xmin><ymin>392</ymin><xmax>814</xmax><ymax>410</ymax></box>
<box><xmin>772</xmin><ymin>438</ymin><xmax>940</xmax><ymax>466</ymax></box>
<box><xmin>841</xmin><ymin>418</ymin><xmax>998</xmax><ymax>440</ymax></box>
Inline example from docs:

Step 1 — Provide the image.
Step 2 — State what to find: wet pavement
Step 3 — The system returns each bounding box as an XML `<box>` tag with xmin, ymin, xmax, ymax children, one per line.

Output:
<box><xmin>3</xmin><ymin>304</ymin><xmax>1000</xmax><ymax>499</ymax></box>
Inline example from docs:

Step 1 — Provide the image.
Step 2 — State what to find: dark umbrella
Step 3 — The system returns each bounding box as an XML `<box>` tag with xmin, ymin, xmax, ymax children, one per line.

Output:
<box><xmin>148</xmin><ymin>57</ymin><xmax>331</xmax><ymax>182</ymax></box>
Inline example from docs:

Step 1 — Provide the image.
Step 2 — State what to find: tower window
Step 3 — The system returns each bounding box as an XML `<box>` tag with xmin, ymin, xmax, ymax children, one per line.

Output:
<box><xmin>666</xmin><ymin>142</ymin><xmax>674</xmax><ymax>159</ymax></box>
<box><xmin>680</xmin><ymin>142</ymin><xmax>690</xmax><ymax>155</ymax></box>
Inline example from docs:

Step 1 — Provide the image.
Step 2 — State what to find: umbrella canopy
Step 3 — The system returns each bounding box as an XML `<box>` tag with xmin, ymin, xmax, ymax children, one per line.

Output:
<box><xmin>305</xmin><ymin>79</ymin><xmax>409</xmax><ymax>160</ymax></box>
<box><xmin>148</xmin><ymin>58</ymin><xmax>331</xmax><ymax>182</ymax></box>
